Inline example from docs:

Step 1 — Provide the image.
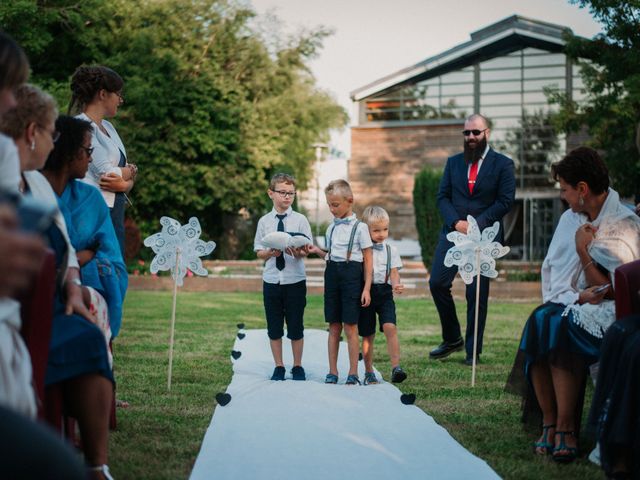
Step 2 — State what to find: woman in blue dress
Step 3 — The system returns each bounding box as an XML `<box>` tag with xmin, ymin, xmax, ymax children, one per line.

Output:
<box><xmin>507</xmin><ymin>147</ymin><xmax>640</xmax><ymax>463</ymax></box>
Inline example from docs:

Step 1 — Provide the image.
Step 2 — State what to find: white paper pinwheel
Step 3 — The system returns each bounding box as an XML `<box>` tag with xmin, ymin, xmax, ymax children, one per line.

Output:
<box><xmin>143</xmin><ymin>216</ymin><xmax>216</xmax><ymax>391</ymax></box>
<box><xmin>144</xmin><ymin>216</ymin><xmax>216</xmax><ymax>287</ymax></box>
<box><xmin>443</xmin><ymin>215</ymin><xmax>509</xmax><ymax>386</ymax></box>
<box><xmin>444</xmin><ymin>215</ymin><xmax>509</xmax><ymax>284</ymax></box>
<box><xmin>261</xmin><ymin>231</ymin><xmax>311</xmax><ymax>251</ymax></box>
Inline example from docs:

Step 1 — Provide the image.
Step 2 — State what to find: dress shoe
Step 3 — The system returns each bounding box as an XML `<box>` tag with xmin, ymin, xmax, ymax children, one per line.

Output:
<box><xmin>429</xmin><ymin>338</ymin><xmax>464</xmax><ymax>359</ymax></box>
<box><xmin>463</xmin><ymin>355</ymin><xmax>480</xmax><ymax>366</ymax></box>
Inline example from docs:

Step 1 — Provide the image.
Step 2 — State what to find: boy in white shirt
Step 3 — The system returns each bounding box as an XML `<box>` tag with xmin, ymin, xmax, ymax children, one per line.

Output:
<box><xmin>309</xmin><ymin>179</ymin><xmax>373</xmax><ymax>385</ymax></box>
<box><xmin>358</xmin><ymin>206</ymin><xmax>407</xmax><ymax>385</ymax></box>
<box><xmin>254</xmin><ymin>173</ymin><xmax>312</xmax><ymax>381</ymax></box>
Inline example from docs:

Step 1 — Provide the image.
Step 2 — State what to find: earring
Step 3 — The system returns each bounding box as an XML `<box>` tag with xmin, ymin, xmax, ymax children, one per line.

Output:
<box><xmin>30</xmin><ymin>141</ymin><xmax>36</xmax><ymax>151</ymax></box>
<box><xmin>578</xmin><ymin>196</ymin><xmax>584</xmax><ymax>207</ymax></box>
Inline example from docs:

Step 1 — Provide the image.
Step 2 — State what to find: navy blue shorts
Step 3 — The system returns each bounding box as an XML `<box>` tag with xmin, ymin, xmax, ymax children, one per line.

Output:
<box><xmin>324</xmin><ymin>260</ymin><xmax>363</xmax><ymax>325</ymax></box>
<box><xmin>263</xmin><ymin>280</ymin><xmax>306</xmax><ymax>340</ymax></box>
<box><xmin>358</xmin><ymin>283</ymin><xmax>397</xmax><ymax>337</ymax></box>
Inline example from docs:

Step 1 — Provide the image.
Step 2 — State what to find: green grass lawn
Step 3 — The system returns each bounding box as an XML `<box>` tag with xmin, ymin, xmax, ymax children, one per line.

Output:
<box><xmin>109</xmin><ymin>292</ymin><xmax>602</xmax><ymax>480</ymax></box>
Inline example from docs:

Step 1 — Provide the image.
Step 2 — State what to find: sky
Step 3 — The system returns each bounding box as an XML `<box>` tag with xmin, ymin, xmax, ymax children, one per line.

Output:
<box><xmin>247</xmin><ymin>0</ymin><xmax>603</xmax><ymax>157</ymax></box>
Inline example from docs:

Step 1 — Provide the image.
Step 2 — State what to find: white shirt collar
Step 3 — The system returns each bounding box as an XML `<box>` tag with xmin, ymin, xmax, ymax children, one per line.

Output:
<box><xmin>271</xmin><ymin>206</ymin><xmax>293</xmax><ymax>217</ymax></box>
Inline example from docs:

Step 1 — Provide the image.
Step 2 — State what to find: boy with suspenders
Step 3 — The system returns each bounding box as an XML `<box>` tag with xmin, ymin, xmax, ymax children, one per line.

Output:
<box><xmin>309</xmin><ymin>180</ymin><xmax>372</xmax><ymax>385</ymax></box>
<box><xmin>358</xmin><ymin>206</ymin><xmax>407</xmax><ymax>385</ymax></box>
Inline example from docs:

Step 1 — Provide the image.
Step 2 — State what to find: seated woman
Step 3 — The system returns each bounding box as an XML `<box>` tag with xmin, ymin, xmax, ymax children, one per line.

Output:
<box><xmin>0</xmin><ymin>85</ymin><xmax>123</xmax><ymax>480</ymax></box>
<box><xmin>507</xmin><ymin>147</ymin><xmax>640</xmax><ymax>463</ymax></box>
<box><xmin>41</xmin><ymin>115</ymin><xmax>127</xmax><ymax>341</ymax></box>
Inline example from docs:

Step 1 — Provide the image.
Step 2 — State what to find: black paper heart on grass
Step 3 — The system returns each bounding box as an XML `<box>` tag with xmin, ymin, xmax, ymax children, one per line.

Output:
<box><xmin>231</xmin><ymin>350</ymin><xmax>241</xmax><ymax>360</ymax></box>
<box><xmin>400</xmin><ymin>393</ymin><xmax>416</xmax><ymax>405</ymax></box>
<box><xmin>359</xmin><ymin>352</ymin><xmax>363</xmax><ymax>361</ymax></box>
<box><xmin>237</xmin><ymin>332</ymin><xmax>246</xmax><ymax>340</ymax></box>
<box><xmin>237</xmin><ymin>323</ymin><xmax>245</xmax><ymax>329</ymax></box>
<box><xmin>216</xmin><ymin>392</ymin><xmax>232</xmax><ymax>406</ymax></box>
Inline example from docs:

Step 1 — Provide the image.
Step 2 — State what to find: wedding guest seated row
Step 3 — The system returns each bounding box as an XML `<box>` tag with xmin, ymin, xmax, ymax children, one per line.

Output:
<box><xmin>0</xmin><ymin>30</ymin><xmax>86</xmax><ymax>480</ymax></box>
<box><xmin>0</xmin><ymin>83</ymin><xmax>127</xmax><ymax>480</ymax></box>
<box><xmin>506</xmin><ymin>147</ymin><xmax>640</xmax><ymax>464</ymax></box>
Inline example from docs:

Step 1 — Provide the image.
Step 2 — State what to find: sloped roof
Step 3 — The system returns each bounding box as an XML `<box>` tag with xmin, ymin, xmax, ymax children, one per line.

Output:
<box><xmin>350</xmin><ymin>15</ymin><xmax>572</xmax><ymax>101</ymax></box>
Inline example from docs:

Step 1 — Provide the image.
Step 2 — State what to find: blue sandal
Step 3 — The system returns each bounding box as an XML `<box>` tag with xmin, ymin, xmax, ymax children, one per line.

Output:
<box><xmin>345</xmin><ymin>374</ymin><xmax>361</xmax><ymax>385</ymax></box>
<box><xmin>533</xmin><ymin>424</ymin><xmax>555</xmax><ymax>455</ymax></box>
<box><xmin>552</xmin><ymin>431</ymin><xmax>578</xmax><ymax>463</ymax></box>
<box><xmin>324</xmin><ymin>373</ymin><xmax>338</xmax><ymax>384</ymax></box>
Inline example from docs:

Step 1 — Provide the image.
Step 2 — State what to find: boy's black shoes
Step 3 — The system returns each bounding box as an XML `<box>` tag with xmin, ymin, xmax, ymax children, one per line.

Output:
<box><xmin>270</xmin><ymin>366</ymin><xmax>286</xmax><ymax>381</ymax></box>
<box><xmin>391</xmin><ymin>366</ymin><xmax>407</xmax><ymax>383</ymax></box>
<box><xmin>291</xmin><ymin>365</ymin><xmax>306</xmax><ymax>381</ymax></box>
<box><xmin>429</xmin><ymin>337</ymin><xmax>464</xmax><ymax>360</ymax></box>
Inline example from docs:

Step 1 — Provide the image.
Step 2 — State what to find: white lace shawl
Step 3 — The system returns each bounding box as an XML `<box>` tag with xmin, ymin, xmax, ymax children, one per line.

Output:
<box><xmin>563</xmin><ymin>189</ymin><xmax>640</xmax><ymax>338</ymax></box>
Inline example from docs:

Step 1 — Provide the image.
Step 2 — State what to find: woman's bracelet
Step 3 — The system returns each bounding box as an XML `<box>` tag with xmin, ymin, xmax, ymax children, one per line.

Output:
<box><xmin>579</xmin><ymin>260</ymin><xmax>594</xmax><ymax>277</ymax></box>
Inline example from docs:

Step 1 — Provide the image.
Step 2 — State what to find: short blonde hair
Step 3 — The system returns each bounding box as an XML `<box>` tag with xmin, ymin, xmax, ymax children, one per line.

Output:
<box><xmin>0</xmin><ymin>84</ymin><xmax>57</xmax><ymax>140</ymax></box>
<box><xmin>362</xmin><ymin>205</ymin><xmax>389</xmax><ymax>225</ymax></box>
<box><xmin>325</xmin><ymin>179</ymin><xmax>352</xmax><ymax>199</ymax></box>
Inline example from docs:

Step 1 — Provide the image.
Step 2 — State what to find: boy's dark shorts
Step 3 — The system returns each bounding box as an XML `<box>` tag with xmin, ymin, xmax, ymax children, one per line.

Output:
<box><xmin>358</xmin><ymin>283</ymin><xmax>397</xmax><ymax>337</ymax></box>
<box><xmin>324</xmin><ymin>260</ymin><xmax>363</xmax><ymax>325</ymax></box>
<box><xmin>263</xmin><ymin>280</ymin><xmax>306</xmax><ymax>340</ymax></box>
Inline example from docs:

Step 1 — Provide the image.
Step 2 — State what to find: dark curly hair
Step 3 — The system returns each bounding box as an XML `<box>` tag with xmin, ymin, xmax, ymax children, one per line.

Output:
<box><xmin>0</xmin><ymin>31</ymin><xmax>29</xmax><ymax>90</ymax></box>
<box><xmin>68</xmin><ymin>65</ymin><xmax>123</xmax><ymax>114</ymax></box>
<box><xmin>551</xmin><ymin>146</ymin><xmax>610</xmax><ymax>195</ymax></box>
<box><xmin>43</xmin><ymin>115</ymin><xmax>92</xmax><ymax>173</ymax></box>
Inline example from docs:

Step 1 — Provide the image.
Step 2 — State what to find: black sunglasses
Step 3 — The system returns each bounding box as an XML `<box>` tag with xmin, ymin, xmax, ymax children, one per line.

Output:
<box><xmin>462</xmin><ymin>129</ymin><xmax>487</xmax><ymax>136</ymax></box>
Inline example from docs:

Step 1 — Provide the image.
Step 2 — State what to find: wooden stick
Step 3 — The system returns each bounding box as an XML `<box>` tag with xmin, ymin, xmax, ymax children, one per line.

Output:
<box><xmin>167</xmin><ymin>248</ymin><xmax>181</xmax><ymax>391</ymax></box>
<box><xmin>472</xmin><ymin>247</ymin><xmax>481</xmax><ymax>387</ymax></box>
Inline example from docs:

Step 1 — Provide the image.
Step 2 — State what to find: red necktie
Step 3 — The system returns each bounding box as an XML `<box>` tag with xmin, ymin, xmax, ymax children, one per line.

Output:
<box><xmin>468</xmin><ymin>161</ymin><xmax>479</xmax><ymax>194</ymax></box>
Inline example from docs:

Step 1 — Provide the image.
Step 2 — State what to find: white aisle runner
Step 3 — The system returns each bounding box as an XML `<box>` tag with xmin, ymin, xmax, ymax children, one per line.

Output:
<box><xmin>190</xmin><ymin>329</ymin><xmax>500</xmax><ymax>480</ymax></box>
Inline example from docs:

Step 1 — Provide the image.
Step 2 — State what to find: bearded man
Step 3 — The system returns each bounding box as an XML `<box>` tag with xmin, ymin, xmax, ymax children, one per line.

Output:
<box><xmin>428</xmin><ymin>114</ymin><xmax>516</xmax><ymax>365</ymax></box>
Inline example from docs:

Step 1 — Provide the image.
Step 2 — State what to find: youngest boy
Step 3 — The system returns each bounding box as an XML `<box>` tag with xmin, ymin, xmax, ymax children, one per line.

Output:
<box><xmin>254</xmin><ymin>173</ymin><xmax>312</xmax><ymax>381</ymax></box>
<box><xmin>359</xmin><ymin>206</ymin><xmax>407</xmax><ymax>385</ymax></box>
<box><xmin>309</xmin><ymin>179</ymin><xmax>372</xmax><ymax>385</ymax></box>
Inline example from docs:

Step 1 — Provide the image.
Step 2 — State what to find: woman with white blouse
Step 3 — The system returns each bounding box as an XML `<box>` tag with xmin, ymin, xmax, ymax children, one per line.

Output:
<box><xmin>69</xmin><ymin>66</ymin><xmax>137</xmax><ymax>258</ymax></box>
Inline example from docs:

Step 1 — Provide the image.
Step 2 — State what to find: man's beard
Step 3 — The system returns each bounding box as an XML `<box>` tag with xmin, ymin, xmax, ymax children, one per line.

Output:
<box><xmin>463</xmin><ymin>136</ymin><xmax>487</xmax><ymax>163</ymax></box>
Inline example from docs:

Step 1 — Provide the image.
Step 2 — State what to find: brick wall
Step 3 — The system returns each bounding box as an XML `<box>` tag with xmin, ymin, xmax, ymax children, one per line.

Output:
<box><xmin>349</xmin><ymin>123</ymin><xmax>463</xmax><ymax>239</ymax></box>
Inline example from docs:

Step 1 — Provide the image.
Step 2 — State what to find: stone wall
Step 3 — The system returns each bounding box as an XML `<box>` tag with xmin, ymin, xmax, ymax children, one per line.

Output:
<box><xmin>349</xmin><ymin>122</ymin><xmax>463</xmax><ymax>239</ymax></box>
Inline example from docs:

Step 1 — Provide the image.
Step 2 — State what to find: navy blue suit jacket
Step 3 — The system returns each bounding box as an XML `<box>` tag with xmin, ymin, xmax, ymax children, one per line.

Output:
<box><xmin>436</xmin><ymin>148</ymin><xmax>516</xmax><ymax>242</ymax></box>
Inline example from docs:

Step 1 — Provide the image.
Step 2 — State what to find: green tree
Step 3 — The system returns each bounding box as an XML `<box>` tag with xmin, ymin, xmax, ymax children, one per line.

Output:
<box><xmin>1</xmin><ymin>0</ymin><xmax>347</xmax><ymax>257</ymax></box>
<box><xmin>548</xmin><ymin>0</ymin><xmax>640</xmax><ymax>196</ymax></box>
<box><xmin>413</xmin><ymin>167</ymin><xmax>443</xmax><ymax>270</ymax></box>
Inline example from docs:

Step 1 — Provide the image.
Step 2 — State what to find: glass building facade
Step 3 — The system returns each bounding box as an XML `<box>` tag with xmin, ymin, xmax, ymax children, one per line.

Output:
<box><xmin>353</xmin><ymin>18</ymin><xmax>586</xmax><ymax>261</ymax></box>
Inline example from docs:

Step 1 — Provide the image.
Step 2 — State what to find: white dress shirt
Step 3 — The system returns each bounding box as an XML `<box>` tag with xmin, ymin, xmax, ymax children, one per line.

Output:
<box><xmin>372</xmin><ymin>242</ymin><xmax>403</xmax><ymax>285</ymax></box>
<box><xmin>325</xmin><ymin>214</ymin><xmax>373</xmax><ymax>262</ymax></box>
<box><xmin>254</xmin><ymin>207</ymin><xmax>312</xmax><ymax>285</ymax></box>
<box><xmin>76</xmin><ymin>113</ymin><xmax>126</xmax><ymax>208</ymax></box>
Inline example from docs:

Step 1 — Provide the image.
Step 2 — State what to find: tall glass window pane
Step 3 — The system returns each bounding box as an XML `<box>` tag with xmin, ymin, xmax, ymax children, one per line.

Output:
<box><xmin>481</xmin><ymin>69</ymin><xmax>521</xmax><ymax>81</ymax></box>
<box><xmin>523</xmin><ymin>53</ymin><xmax>565</xmax><ymax>67</ymax></box>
